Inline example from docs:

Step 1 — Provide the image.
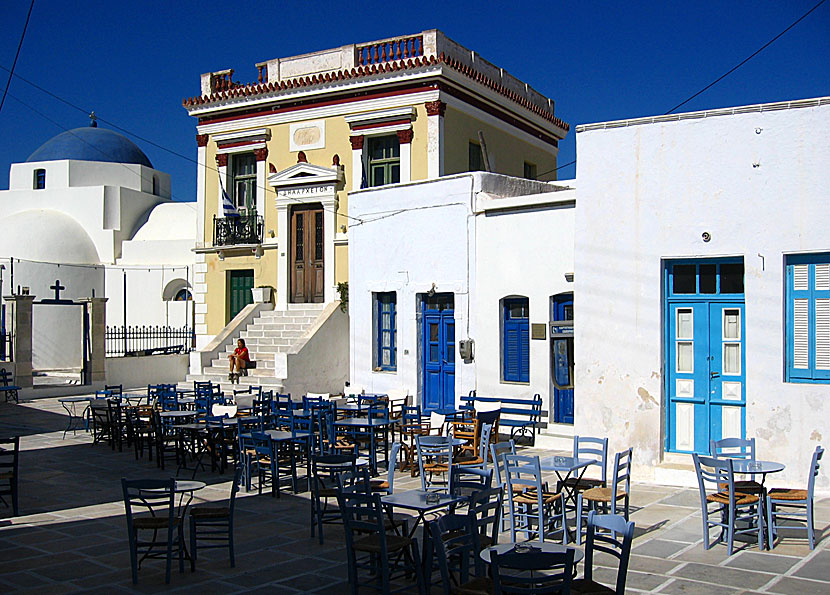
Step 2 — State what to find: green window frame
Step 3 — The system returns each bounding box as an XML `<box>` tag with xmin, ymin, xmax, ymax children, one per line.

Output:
<box><xmin>367</xmin><ymin>136</ymin><xmax>400</xmax><ymax>187</ymax></box>
<box><xmin>469</xmin><ymin>142</ymin><xmax>483</xmax><ymax>172</ymax></box>
<box><xmin>230</xmin><ymin>153</ymin><xmax>257</xmax><ymax>213</ymax></box>
<box><xmin>524</xmin><ymin>162</ymin><xmax>537</xmax><ymax>180</ymax></box>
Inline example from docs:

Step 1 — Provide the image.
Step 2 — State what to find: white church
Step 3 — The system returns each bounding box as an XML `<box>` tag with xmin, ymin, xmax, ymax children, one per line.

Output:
<box><xmin>0</xmin><ymin>119</ymin><xmax>197</xmax><ymax>384</ymax></box>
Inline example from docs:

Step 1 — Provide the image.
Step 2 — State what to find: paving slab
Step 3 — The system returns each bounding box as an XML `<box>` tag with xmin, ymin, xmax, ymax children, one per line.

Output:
<box><xmin>766</xmin><ymin>576</ymin><xmax>830</xmax><ymax>595</ymax></box>
<box><xmin>657</xmin><ymin>577</ymin><xmax>741</xmax><ymax>593</ymax></box>
<box><xmin>792</xmin><ymin>550</ymin><xmax>830</xmax><ymax>582</ymax></box>
<box><xmin>632</xmin><ymin>538</ymin><xmax>690</xmax><ymax>558</ymax></box>
<box><xmin>725</xmin><ymin>551</ymin><xmax>801</xmax><ymax>574</ymax></box>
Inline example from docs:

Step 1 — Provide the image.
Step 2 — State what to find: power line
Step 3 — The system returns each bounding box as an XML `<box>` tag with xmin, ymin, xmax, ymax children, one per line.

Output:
<box><xmin>0</xmin><ymin>64</ymin><xmax>364</xmax><ymax>224</ymax></box>
<box><xmin>537</xmin><ymin>159</ymin><xmax>576</xmax><ymax>181</ymax></box>
<box><xmin>0</xmin><ymin>0</ymin><xmax>35</xmax><ymax>114</ymax></box>
<box><xmin>666</xmin><ymin>0</ymin><xmax>827</xmax><ymax>114</ymax></box>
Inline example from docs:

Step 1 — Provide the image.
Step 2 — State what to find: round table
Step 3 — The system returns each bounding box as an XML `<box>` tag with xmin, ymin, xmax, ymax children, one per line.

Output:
<box><xmin>480</xmin><ymin>542</ymin><xmax>585</xmax><ymax>565</ymax></box>
<box><xmin>58</xmin><ymin>396</ymin><xmax>94</xmax><ymax>438</ymax></box>
<box><xmin>730</xmin><ymin>459</ymin><xmax>785</xmax><ymax>476</ymax></box>
<box><xmin>159</xmin><ymin>410</ymin><xmax>196</xmax><ymax>419</ymax></box>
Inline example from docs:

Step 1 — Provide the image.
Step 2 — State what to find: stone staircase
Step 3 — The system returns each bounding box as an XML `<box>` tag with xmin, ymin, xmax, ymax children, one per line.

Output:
<box><xmin>184</xmin><ymin>303</ymin><xmax>326</xmax><ymax>394</ymax></box>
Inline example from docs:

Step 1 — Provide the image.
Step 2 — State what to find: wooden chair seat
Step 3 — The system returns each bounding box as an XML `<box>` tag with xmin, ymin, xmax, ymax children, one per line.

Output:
<box><xmin>513</xmin><ymin>490</ymin><xmax>561</xmax><ymax>505</ymax></box>
<box><xmin>582</xmin><ymin>487</ymin><xmax>627</xmax><ymax>503</ymax></box>
<box><xmin>561</xmin><ymin>476</ymin><xmax>605</xmax><ymax>491</ymax></box>
<box><xmin>456</xmin><ymin>455</ymin><xmax>484</xmax><ymax>466</ymax></box>
<box><xmin>706</xmin><ymin>491</ymin><xmax>759</xmax><ymax>505</ymax></box>
<box><xmin>424</xmin><ymin>463</ymin><xmax>449</xmax><ymax>473</ymax></box>
<box><xmin>767</xmin><ymin>488</ymin><xmax>808</xmax><ymax>501</ymax></box>
<box><xmin>453</xmin><ymin>576</ymin><xmax>493</xmax><ymax>595</ymax></box>
<box><xmin>571</xmin><ymin>577</ymin><xmax>616</xmax><ymax>594</ymax></box>
<box><xmin>134</xmin><ymin>516</ymin><xmax>181</xmax><ymax>530</ymax></box>
<box><xmin>370</xmin><ymin>480</ymin><xmax>389</xmax><ymax>491</ymax></box>
<box><xmin>718</xmin><ymin>480</ymin><xmax>764</xmax><ymax>494</ymax></box>
<box><xmin>353</xmin><ymin>533</ymin><xmax>413</xmax><ymax>553</ymax></box>
<box><xmin>190</xmin><ymin>506</ymin><xmax>230</xmax><ymax>519</ymax></box>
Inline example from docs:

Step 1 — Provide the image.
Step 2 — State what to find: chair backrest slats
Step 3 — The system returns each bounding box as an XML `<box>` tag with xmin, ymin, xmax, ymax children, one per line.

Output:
<box><xmin>573</xmin><ymin>435</ymin><xmax>608</xmax><ymax>484</ymax></box>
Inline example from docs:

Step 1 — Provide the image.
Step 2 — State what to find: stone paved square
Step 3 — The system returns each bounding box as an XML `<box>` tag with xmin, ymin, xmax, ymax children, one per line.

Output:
<box><xmin>1</xmin><ymin>396</ymin><xmax>828</xmax><ymax>593</ymax></box>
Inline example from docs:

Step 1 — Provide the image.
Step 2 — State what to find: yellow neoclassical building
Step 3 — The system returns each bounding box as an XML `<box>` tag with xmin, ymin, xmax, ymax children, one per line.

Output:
<box><xmin>183</xmin><ymin>30</ymin><xmax>568</xmax><ymax>389</ymax></box>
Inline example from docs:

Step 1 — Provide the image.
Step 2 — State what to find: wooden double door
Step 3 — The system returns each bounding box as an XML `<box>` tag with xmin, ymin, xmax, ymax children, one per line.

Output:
<box><xmin>290</xmin><ymin>205</ymin><xmax>324</xmax><ymax>303</ymax></box>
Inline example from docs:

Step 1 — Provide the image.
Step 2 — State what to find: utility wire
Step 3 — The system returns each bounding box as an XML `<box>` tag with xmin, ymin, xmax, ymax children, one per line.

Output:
<box><xmin>541</xmin><ymin>0</ymin><xmax>827</xmax><ymax>180</ymax></box>
<box><xmin>0</xmin><ymin>64</ymin><xmax>364</xmax><ymax>224</ymax></box>
<box><xmin>666</xmin><ymin>0</ymin><xmax>827</xmax><ymax>114</ymax></box>
<box><xmin>0</xmin><ymin>0</ymin><xmax>35</xmax><ymax>114</ymax></box>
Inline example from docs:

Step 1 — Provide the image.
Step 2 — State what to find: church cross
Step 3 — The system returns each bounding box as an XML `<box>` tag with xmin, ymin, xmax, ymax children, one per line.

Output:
<box><xmin>50</xmin><ymin>280</ymin><xmax>66</xmax><ymax>301</ymax></box>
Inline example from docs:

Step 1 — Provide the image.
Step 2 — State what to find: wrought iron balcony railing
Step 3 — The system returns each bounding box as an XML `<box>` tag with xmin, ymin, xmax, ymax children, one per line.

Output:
<box><xmin>213</xmin><ymin>213</ymin><xmax>264</xmax><ymax>246</ymax></box>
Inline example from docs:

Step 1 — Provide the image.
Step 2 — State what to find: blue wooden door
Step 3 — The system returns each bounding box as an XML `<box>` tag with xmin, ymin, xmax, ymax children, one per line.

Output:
<box><xmin>551</xmin><ymin>294</ymin><xmax>574</xmax><ymax>424</ymax></box>
<box><xmin>666</xmin><ymin>261</ymin><xmax>745</xmax><ymax>453</ymax></box>
<box><xmin>422</xmin><ymin>294</ymin><xmax>455</xmax><ymax>412</ymax></box>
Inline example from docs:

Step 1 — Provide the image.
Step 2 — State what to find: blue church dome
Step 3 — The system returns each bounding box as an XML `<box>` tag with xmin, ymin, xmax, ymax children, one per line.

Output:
<box><xmin>26</xmin><ymin>126</ymin><xmax>153</xmax><ymax>168</ymax></box>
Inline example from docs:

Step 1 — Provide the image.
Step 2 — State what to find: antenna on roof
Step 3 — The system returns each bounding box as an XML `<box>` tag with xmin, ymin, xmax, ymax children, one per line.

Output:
<box><xmin>89</xmin><ymin>111</ymin><xmax>98</xmax><ymax>128</ymax></box>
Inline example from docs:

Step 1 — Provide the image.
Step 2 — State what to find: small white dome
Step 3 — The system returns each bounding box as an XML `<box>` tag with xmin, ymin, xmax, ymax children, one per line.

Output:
<box><xmin>0</xmin><ymin>209</ymin><xmax>99</xmax><ymax>264</ymax></box>
<box><xmin>132</xmin><ymin>202</ymin><xmax>196</xmax><ymax>241</ymax></box>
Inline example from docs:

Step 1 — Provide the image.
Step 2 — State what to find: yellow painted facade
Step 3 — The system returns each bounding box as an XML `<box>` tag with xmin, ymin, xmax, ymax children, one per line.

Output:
<box><xmin>188</xmin><ymin>31</ymin><xmax>568</xmax><ymax>340</ymax></box>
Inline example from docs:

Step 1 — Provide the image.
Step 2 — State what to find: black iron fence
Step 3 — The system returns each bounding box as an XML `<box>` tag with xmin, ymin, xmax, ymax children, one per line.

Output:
<box><xmin>213</xmin><ymin>213</ymin><xmax>263</xmax><ymax>246</ymax></box>
<box><xmin>106</xmin><ymin>325</ymin><xmax>195</xmax><ymax>357</ymax></box>
<box><xmin>0</xmin><ymin>331</ymin><xmax>11</xmax><ymax>362</ymax></box>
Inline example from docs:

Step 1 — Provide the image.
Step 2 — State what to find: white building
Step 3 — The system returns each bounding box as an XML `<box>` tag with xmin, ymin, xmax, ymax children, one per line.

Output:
<box><xmin>0</xmin><ymin>123</ymin><xmax>197</xmax><ymax>377</ymax></box>
<box><xmin>574</xmin><ymin>96</ymin><xmax>830</xmax><ymax>489</ymax></box>
<box><xmin>348</xmin><ymin>172</ymin><xmax>575</xmax><ymax>439</ymax></box>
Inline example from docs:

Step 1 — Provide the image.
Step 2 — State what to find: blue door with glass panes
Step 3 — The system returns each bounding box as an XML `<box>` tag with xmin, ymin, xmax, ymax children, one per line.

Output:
<box><xmin>422</xmin><ymin>294</ymin><xmax>455</xmax><ymax>412</ymax></box>
<box><xmin>551</xmin><ymin>294</ymin><xmax>574</xmax><ymax>424</ymax></box>
<box><xmin>666</xmin><ymin>260</ymin><xmax>746</xmax><ymax>454</ymax></box>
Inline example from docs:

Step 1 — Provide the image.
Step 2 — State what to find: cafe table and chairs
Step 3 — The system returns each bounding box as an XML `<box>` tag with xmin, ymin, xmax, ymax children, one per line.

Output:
<box><xmin>335</xmin><ymin>410</ymin><xmax>394</xmax><ymax>474</ymax></box>
<box><xmin>539</xmin><ymin>453</ymin><xmax>596</xmax><ymax>517</ymax></box>
<box><xmin>504</xmin><ymin>454</ymin><xmax>568</xmax><ymax>545</ymax></box>
<box><xmin>58</xmin><ymin>395</ymin><xmax>94</xmax><ymax>438</ymax></box>
<box><xmin>381</xmin><ymin>488</ymin><xmax>466</xmax><ymax>575</ymax></box>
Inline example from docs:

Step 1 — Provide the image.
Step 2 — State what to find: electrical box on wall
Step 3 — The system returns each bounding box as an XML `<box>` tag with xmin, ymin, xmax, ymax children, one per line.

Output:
<box><xmin>459</xmin><ymin>338</ymin><xmax>475</xmax><ymax>363</ymax></box>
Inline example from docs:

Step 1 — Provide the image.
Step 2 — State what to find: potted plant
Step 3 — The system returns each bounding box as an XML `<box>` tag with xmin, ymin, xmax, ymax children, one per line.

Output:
<box><xmin>251</xmin><ymin>285</ymin><xmax>273</xmax><ymax>303</ymax></box>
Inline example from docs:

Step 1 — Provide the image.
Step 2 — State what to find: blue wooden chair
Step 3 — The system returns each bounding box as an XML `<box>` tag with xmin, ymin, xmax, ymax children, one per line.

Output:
<box><xmin>767</xmin><ymin>445</ymin><xmax>824</xmax><ymax>550</ymax></box>
<box><xmin>430</xmin><ymin>513</ymin><xmax>491</xmax><ymax>595</ymax></box>
<box><xmin>693</xmin><ymin>453</ymin><xmax>764</xmax><ymax>555</ymax></box>
<box><xmin>468</xmin><ymin>485</ymin><xmax>503</xmax><ymax>551</ymax></box>
<box><xmin>504</xmin><ymin>454</ymin><xmax>567</xmax><ymax>544</ymax></box>
<box><xmin>450</xmin><ymin>465</ymin><xmax>493</xmax><ymax>503</ymax></box>
<box><xmin>576</xmin><ymin>448</ymin><xmax>632</xmax><ymax>544</ymax></box>
<box><xmin>0</xmin><ymin>436</ymin><xmax>19</xmax><ymax>516</ymax></box>
<box><xmin>0</xmin><ymin>368</ymin><xmax>21</xmax><ymax>404</ymax></box>
<box><xmin>249</xmin><ymin>431</ymin><xmax>279</xmax><ymax>497</ymax></box>
<box><xmin>121</xmin><ymin>477</ymin><xmax>183</xmax><ymax>584</ymax></box>
<box><xmin>710</xmin><ymin>437</ymin><xmax>764</xmax><ymax>495</ymax></box>
<box><xmin>417</xmin><ymin>435</ymin><xmax>453</xmax><ymax>493</ymax></box>
<box><xmin>337</xmin><ymin>490</ymin><xmax>425</xmax><ymax>595</ymax></box>
<box><xmin>189</xmin><ymin>465</ymin><xmax>242</xmax><ymax>568</ymax></box>
<box><xmin>490</xmin><ymin>440</ymin><xmax>517</xmax><ymax>533</ymax></box>
<box><xmin>572</xmin><ymin>511</ymin><xmax>635</xmax><ymax>594</ymax></box>
<box><xmin>558</xmin><ymin>435</ymin><xmax>608</xmax><ymax>495</ymax></box>
<box><xmin>371</xmin><ymin>441</ymin><xmax>402</xmax><ymax>495</ymax></box>
<box><xmin>491</xmin><ymin>547</ymin><xmax>574</xmax><ymax>594</ymax></box>
<box><xmin>311</xmin><ymin>453</ymin><xmax>355</xmax><ymax>544</ymax></box>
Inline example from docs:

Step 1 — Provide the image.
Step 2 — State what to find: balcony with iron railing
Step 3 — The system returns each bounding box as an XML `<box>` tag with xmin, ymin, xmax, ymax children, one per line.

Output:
<box><xmin>213</xmin><ymin>213</ymin><xmax>264</xmax><ymax>247</ymax></box>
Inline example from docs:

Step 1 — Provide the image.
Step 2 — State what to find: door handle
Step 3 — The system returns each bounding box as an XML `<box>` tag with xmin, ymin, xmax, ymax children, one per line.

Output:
<box><xmin>710</xmin><ymin>371</ymin><xmax>720</xmax><ymax>379</ymax></box>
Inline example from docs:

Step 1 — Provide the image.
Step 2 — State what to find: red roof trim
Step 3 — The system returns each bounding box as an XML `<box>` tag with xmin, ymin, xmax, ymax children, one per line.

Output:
<box><xmin>184</xmin><ymin>54</ymin><xmax>569</xmax><ymax>131</ymax></box>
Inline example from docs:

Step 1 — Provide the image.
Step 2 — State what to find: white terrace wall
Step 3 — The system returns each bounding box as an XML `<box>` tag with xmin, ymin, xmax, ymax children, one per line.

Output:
<box><xmin>574</xmin><ymin>98</ymin><xmax>830</xmax><ymax>489</ymax></box>
<box><xmin>474</xmin><ymin>188</ymin><xmax>575</xmax><ymax>425</ymax></box>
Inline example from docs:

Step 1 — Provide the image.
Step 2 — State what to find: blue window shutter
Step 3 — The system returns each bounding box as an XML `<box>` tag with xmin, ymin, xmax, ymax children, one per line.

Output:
<box><xmin>786</xmin><ymin>255</ymin><xmax>830</xmax><ymax>383</ymax></box>
<box><xmin>375</xmin><ymin>292</ymin><xmax>397</xmax><ymax>371</ymax></box>
<box><xmin>503</xmin><ymin>298</ymin><xmax>530</xmax><ymax>383</ymax></box>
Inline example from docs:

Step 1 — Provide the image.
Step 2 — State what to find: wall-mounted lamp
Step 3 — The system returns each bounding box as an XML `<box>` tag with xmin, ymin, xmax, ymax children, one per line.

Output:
<box><xmin>427</xmin><ymin>283</ymin><xmax>437</xmax><ymax>297</ymax></box>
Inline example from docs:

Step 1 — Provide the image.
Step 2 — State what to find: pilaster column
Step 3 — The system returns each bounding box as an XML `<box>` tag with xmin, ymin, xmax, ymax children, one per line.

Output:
<box><xmin>255</xmin><ymin>147</ymin><xmax>268</xmax><ymax>217</ymax></box>
<box><xmin>3</xmin><ymin>295</ymin><xmax>34</xmax><ymax>388</ymax></box>
<box><xmin>196</xmin><ymin>134</ymin><xmax>208</xmax><ymax>244</ymax></box>
<box><xmin>350</xmin><ymin>135</ymin><xmax>364</xmax><ymax>191</ymax></box>
<box><xmin>79</xmin><ymin>297</ymin><xmax>108</xmax><ymax>383</ymax></box>
<box><xmin>216</xmin><ymin>153</ymin><xmax>228</xmax><ymax>215</ymax></box>
<box><xmin>425</xmin><ymin>100</ymin><xmax>446</xmax><ymax>179</ymax></box>
<box><xmin>397</xmin><ymin>129</ymin><xmax>413</xmax><ymax>183</ymax></box>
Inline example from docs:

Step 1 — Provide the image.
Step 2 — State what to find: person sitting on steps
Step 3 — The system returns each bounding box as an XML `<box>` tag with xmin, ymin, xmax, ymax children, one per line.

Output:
<box><xmin>228</xmin><ymin>338</ymin><xmax>250</xmax><ymax>382</ymax></box>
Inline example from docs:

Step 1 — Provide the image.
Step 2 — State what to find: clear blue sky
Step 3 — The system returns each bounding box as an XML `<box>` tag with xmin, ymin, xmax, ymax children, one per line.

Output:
<box><xmin>1</xmin><ymin>1</ymin><xmax>828</xmax><ymax>200</ymax></box>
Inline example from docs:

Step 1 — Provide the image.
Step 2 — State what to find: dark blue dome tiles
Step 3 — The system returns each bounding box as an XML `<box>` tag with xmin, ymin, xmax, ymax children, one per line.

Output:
<box><xmin>26</xmin><ymin>127</ymin><xmax>153</xmax><ymax>168</ymax></box>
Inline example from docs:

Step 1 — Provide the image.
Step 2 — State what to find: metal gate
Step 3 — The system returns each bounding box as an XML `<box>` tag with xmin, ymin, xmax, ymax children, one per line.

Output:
<box><xmin>32</xmin><ymin>280</ymin><xmax>91</xmax><ymax>385</ymax></box>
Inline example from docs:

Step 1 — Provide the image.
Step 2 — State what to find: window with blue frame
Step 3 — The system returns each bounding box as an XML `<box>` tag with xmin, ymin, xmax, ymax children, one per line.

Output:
<box><xmin>502</xmin><ymin>297</ymin><xmax>530</xmax><ymax>383</ymax></box>
<box><xmin>375</xmin><ymin>292</ymin><xmax>397</xmax><ymax>371</ymax></box>
<box><xmin>786</xmin><ymin>253</ymin><xmax>830</xmax><ymax>383</ymax></box>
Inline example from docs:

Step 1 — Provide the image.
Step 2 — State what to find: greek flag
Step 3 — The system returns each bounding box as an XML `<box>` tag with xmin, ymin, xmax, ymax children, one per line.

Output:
<box><xmin>219</xmin><ymin>175</ymin><xmax>239</xmax><ymax>218</ymax></box>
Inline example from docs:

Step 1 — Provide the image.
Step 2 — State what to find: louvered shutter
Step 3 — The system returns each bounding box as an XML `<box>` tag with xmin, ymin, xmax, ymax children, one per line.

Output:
<box><xmin>519</xmin><ymin>324</ymin><xmax>530</xmax><ymax>382</ymax></box>
<box><xmin>787</xmin><ymin>257</ymin><xmax>830</xmax><ymax>381</ymax></box>
<box><xmin>504</xmin><ymin>325</ymin><xmax>520</xmax><ymax>382</ymax></box>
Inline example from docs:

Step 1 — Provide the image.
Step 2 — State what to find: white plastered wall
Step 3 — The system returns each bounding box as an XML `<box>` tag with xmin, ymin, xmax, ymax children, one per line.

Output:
<box><xmin>574</xmin><ymin>98</ymin><xmax>830</xmax><ymax>490</ymax></box>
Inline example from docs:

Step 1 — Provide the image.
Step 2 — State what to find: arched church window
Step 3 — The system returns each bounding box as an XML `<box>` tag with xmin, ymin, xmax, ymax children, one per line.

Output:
<box><xmin>174</xmin><ymin>288</ymin><xmax>192</xmax><ymax>301</ymax></box>
<box><xmin>33</xmin><ymin>169</ymin><xmax>46</xmax><ymax>189</ymax></box>
<box><xmin>152</xmin><ymin>175</ymin><xmax>159</xmax><ymax>195</ymax></box>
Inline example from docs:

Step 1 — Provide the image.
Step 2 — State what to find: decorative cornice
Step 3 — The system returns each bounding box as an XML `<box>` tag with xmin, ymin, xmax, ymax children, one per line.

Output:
<box><xmin>425</xmin><ymin>100</ymin><xmax>446</xmax><ymax>117</ymax></box>
<box><xmin>396</xmin><ymin>129</ymin><xmax>413</xmax><ymax>144</ymax></box>
<box><xmin>182</xmin><ymin>53</ymin><xmax>569</xmax><ymax>132</ymax></box>
<box><xmin>349</xmin><ymin>135</ymin><xmax>364</xmax><ymax>150</ymax></box>
<box><xmin>254</xmin><ymin>147</ymin><xmax>268</xmax><ymax>161</ymax></box>
<box><xmin>196</xmin><ymin>134</ymin><xmax>209</xmax><ymax>147</ymax></box>
<box><xmin>216</xmin><ymin>154</ymin><xmax>228</xmax><ymax>167</ymax></box>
